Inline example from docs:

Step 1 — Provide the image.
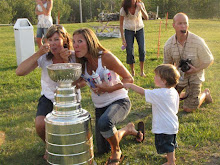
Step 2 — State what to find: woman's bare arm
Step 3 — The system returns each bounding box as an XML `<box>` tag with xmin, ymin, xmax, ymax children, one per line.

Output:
<box><xmin>16</xmin><ymin>43</ymin><xmax>50</xmax><ymax>76</ymax></box>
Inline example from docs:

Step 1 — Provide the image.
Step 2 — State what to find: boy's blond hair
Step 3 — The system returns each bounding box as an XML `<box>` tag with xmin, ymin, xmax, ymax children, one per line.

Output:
<box><xmin>154</xmin><ymin>64</ymin><xmax>180</xmax><ymax>88</ymax></box>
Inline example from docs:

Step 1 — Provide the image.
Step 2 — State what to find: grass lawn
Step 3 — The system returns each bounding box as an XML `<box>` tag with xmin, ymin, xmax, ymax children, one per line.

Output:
<box><xmin>0</xmin><ymin>19</ymin><xmax>219</xmax><ymax>165</ymax></box>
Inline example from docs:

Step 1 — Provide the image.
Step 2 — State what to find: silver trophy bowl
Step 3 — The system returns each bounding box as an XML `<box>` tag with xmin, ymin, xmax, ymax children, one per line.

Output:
<box><xmin>45</xmin><ymin>63</ymin><xmax>94</xmax><ymax>165</ymax></box>
<box><xmin>47</xmin><ymin>63</ymin><xmax>82</xmax><ymax>84</ymax></box>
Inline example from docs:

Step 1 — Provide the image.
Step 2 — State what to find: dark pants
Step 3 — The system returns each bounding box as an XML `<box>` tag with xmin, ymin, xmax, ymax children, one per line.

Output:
<box><xmin>36</xmin><ymin>95</ymin><xmax>53</xmax><ymax>117</ymax></box>
<box><xmin>155</xmin><ymin>134</ymin><xmax>177</xmax><ymax>154</ymax></box>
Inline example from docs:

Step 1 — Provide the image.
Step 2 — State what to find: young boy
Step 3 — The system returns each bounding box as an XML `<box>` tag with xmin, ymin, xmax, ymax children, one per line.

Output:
<box><xmin>123</xmin><ymin>64</ymin><xmax>180</xmax><ymax>165</ymax></box>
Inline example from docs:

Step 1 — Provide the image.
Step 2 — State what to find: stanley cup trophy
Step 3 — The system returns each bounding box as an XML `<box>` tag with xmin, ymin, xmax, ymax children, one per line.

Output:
<box><xmin>45</xmin><ymin>63</ymin><xmax>94</xmax><ymax>164</ymax></box>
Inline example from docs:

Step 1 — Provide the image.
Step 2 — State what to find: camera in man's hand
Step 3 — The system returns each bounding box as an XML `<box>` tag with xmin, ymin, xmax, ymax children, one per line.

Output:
<box><xmin>179</xmin><ymin>59</ymin><xmax>192</xmax><ymax>72</ymax></box>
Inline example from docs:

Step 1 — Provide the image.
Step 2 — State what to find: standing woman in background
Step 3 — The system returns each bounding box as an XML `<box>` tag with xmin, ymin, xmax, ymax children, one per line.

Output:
<box><xmin>120</xmin><ymin>0</ymin><xmax>148</xmax><ymax>77</ymax></box>
<box><xmin>35</xmin><ymin>0</ymin><xmax>53</xmax><ymax>48</ymax></box>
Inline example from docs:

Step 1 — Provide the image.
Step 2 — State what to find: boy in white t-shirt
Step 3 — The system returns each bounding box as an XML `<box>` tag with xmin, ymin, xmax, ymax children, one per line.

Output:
<box><xmin>123</xmin><ymin>64</ymin><xmax>180</xmax><ymax>165</ymax></box>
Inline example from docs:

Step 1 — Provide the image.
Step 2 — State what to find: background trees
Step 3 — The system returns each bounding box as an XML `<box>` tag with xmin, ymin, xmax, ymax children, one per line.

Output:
<box><xmin>0</xmin><ymin>0</ymin><xmax>13</xmax><ymax>24</ymax></box>
<box><xmin>0</xmin><ymin>0</ymin><xmax>219</xmax><ymax>24</ymax></box>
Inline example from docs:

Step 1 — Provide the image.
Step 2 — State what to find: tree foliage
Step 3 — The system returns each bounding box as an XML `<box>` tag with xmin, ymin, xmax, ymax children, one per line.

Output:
<box><xmin>0</xmin><ymin>0</ymin><xmax>219</xmax><ymax>24</ymax></box>
<box><xmin>0</xmin><ymin>0</ymin><xmax>13</xmax><ymax>24</ymax></box>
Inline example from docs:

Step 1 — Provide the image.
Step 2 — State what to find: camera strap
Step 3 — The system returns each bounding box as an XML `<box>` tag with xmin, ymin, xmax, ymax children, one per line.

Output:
<box><xmin>175</xmin><ymin>36</ymin><xmax>187</xmax><ymax>59</ymax></box>
<box><xmin>175</xmin><ymin>35</ymin><xmax>188</xmax><ymax>81</ymax></box>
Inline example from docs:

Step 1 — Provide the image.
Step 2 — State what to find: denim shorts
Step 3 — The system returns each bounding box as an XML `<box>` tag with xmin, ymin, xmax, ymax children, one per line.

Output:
<box><xmin>155</xmin><ymin>134</ymin><xmax>178</xmax><ymax>154</ymax></box>
<box><xmin>36</xmin><ymin>28</ymin><xmax>48</xmax><ymax>38</ymax></box>
<box><xmin>36</xmin><ymin>95</ymin><xmax>53</xmax><ymax>117</ymax></box>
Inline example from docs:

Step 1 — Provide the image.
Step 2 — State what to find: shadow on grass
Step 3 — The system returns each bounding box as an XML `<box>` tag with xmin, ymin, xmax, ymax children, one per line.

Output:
<box><xmin>0</xmin><ymin>66</ymin><xmax>17</xmax><ymax>71</ymax></box>
<box><xmin>98</xmin><ymin>36</ymin><xmax>118</xmax><ymax>41</ymax></box>
<box><xmin>118</xmin><ymin>107</ymin><xmax>151</xmax><ymax>127</ymax></box>
<box><xmin>177</xmin><ymin>109</ymin><xmax>190</xmax><ymax>117</ymax></box>
<box><xmin>1</xmin><ymin>141</ymin><xmax>47</xmax><ymax>165</ymax></box>
<box><xmin>149</xmin><ymin>57</ymin><xmax>159</xmax><ymax>61</ymax></box>
<box><xmin>0</xmin><ymin>94</ymin><xmax>39</xmax><ymax>110</ymax></box>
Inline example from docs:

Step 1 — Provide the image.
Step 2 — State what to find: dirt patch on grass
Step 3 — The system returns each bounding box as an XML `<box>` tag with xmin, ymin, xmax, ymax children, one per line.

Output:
<box><xmin>197</xmin><ymin>145</ymin><xmax>220</xmax><ymax>165</ymax></box>
<box><xmin>0</xmin><ymin>131</ymin><xmax>5</xmax><ymax>146</ymax></box>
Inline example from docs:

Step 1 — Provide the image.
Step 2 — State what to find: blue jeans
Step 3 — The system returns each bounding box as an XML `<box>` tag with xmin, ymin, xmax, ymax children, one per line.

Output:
<box><xmin>95</xmin><ymin>98</ymin><xmax>131</xmax><ymax>154</ymax></box>
<box><xmin>125</xmin><ymin>28</ymin><xmax>146</xmax><ymax>64</ymax></box>
<box><xmin>36</xmin><ymin>28</ymin><xmax>48</xmax><ymax>38</ymax></box>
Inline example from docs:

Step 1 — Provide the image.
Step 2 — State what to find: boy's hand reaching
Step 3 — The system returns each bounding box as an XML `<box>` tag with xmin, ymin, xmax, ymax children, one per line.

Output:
<box><xmin>123</xmin><ymin>83</ymin><xmax>145</xmax><ymax>96</ymax></box>
<box><xmin>123</xmin><ymin>83</ymin><xmax>131</xmax><ymax>90</ymax></box>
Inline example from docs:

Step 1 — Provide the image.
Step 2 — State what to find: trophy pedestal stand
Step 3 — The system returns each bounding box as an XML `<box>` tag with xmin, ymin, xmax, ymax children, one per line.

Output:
<box><xmin>45</xmin><ymin>63</ymin><xmax>94</xmax><ymax>165</ymax></box>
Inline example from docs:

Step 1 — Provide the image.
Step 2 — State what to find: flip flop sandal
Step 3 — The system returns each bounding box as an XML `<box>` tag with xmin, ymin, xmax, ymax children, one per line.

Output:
<box><xmin>105</xmin><ymin>154</ymin><xmax>124</xmax><ymax>165</ymax></box>
<box><xmin>136</xmin><ymin>121</ymin><xmax>145</xmax><ymax>143</ymax></box>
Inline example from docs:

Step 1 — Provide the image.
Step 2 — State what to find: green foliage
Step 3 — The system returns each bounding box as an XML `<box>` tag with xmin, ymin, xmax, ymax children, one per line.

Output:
<box><xmin>51</xmin><ymin>0</ymin><xmax>72</xmax><ymax>24</ymax></box>
<box><xmin>0</xmin><ymin>0</ymin><xmax>13</xmax><ymax>24</ymax></box>
<box><xmin>0</xmin><ymin>19</ymin><xmax>220</xmax><ymax>164</ymax></box>
<box><xmin>9</xmin><ymin>0</ymin><xmax>37</xmax><ymax>24</ymax></box>
<box><xmin>1</xmin><ymin>0</ymin><xmax>220</xmax><ymax>24</ymax></box>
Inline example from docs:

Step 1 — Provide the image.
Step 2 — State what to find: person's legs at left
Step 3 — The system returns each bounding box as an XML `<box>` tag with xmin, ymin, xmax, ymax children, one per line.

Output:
<box><xmin>35</xmin><ymin>116</ymin><xmax>46</xmax><ymax>142</ymax></box>
<box><xmin>36</xmin><ymin>95</ymin><xmax>53</xmax><ymax>160</ymax></box>
<box><xmin>97</xmin><ymin>98</ymin><xmax>130</xmax><ymax>163</ymax></box>
<box><xmin>95</xmin><ymin>108</ymin><xmax>111</xmax><ymax>155</ymax></box>
<box><xmin>36</xmin><ymin>95</ymin><xmax>53</xmax><ymax>141</ymax></box>
<box><xmin>135</xmin><ymin>28</ymin><xmax>146</xmax><ymax>77</ymax></box>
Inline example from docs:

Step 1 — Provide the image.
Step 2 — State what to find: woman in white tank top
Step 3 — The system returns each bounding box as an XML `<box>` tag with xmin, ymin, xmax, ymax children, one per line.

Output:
<box><xmin>73</xmin><ymin>28</ymin><xmax>138</xmax><ymax>163</ymax></box>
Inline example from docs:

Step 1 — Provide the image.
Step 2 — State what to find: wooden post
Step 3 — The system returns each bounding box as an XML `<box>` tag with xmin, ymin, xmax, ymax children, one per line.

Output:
<box><xmin>79</xmin><ymin>0</ymin><xmax>83</xmax><ymax>23</ymax></box>
<box><xmin>58</xmin><ymin>11</ymin><xmax>60</xmax><ymax>24</ymax></box>
<box><xmin>156</xmin><ymin>6</ymin><xmax>159</xmax><ymax>19</ymax></box>
<box><xmin>157</xmin><ymin>20</ymin><xmax>162</xmax><ymax>58</ymax></box>
<box><xmin>165</xmin><ymin>12</ymin><xmax>168</xmax><ymax>30</ymax></box>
